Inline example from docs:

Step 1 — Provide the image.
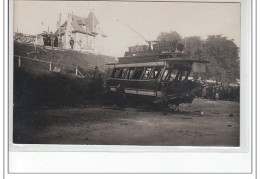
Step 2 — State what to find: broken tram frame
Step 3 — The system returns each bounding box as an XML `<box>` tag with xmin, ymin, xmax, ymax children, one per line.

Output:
<box><xmin>106</xmin><ymin>42</ymin><xmax>208</xmax><ymax>107</ymax></box>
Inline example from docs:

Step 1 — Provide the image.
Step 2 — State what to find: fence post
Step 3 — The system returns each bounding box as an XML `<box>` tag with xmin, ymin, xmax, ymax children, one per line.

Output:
<box><xmin>49</xmin><ymin>62</ymin><xmax>52</xmax><ymax>71</ymax></box>
<box><xmin>76</xmin><ymin>66</ymin><xmax>78</xmax><ymax>76</ymax></box>
<box><xmin>18</xmin><ymin>56</ymin><xmax>21</xmax><ymax>67</ymax></box>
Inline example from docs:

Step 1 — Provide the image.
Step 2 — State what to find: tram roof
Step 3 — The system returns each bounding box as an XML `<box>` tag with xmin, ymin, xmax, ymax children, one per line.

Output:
<box><xmin>107</xmin><ymin>54</ymin><xmax>209</xmax><ymax>66</ymax></box>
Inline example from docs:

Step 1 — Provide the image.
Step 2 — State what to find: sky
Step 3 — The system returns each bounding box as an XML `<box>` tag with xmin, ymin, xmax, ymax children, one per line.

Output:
<box><xmin>13</xmin><ymin>1</ymin><xmax>240</xmax><ymax>57</ymax></box>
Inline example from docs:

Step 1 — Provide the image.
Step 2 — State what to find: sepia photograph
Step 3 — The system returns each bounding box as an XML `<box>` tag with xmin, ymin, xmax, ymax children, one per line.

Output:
<box><xmin>12</xmin><ymin>1</ymin><xmax>241</xmax><ymax>146</ymax></box>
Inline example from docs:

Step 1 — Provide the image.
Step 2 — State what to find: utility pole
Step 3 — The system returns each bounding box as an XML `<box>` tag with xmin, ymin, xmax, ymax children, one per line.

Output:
<box><xmin>92</xmin><ymin>9</ymin><xmax>94</xmax><ymax>33</ymax></box>
<box><xmin>58</xmin><ymin>13</ymin><xmax>61</xmax><ymax>48</ymax></box>
<box><xmin>92</xmin><ymin>9</ymin><xmax>95</xmax><ymax>51</ymax></box>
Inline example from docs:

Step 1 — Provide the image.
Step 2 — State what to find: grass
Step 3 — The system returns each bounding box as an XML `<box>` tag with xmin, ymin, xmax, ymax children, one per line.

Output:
<box><xmin>13</xmin><ymin>42</ymin><xmax>115</xmax><ymax>108</ymax></box>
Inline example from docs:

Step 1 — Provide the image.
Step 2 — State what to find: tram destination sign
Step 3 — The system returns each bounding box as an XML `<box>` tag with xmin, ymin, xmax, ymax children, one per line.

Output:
<box><xmin>128</xmin><ymin>41</ymin><xmax>183</xmax><ymax>53</ymax></box>
<box><xmin>153</xmin><ymin>41</ymin><xmax>178</xmax><ymax>52</ymax></box>
<box><xmin>129</xmin><ymin>45</ymin><xmax>150</xmax><ymax>53</ymax></box>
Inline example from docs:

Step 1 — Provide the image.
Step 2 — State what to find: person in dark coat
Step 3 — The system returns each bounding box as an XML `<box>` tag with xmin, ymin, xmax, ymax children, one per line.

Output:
<box><xmin>43</xmin><ymin>34</ymin><xmax>49</xmax><ymax>46</ymax></box>
<box><xmin>70</xmin><ymin>37</ymin><xmax>74</xmax><ymax>50</ymax></box>
<box><xmin>50</xmin><ymin>32</ymin><xmax>54</xmax><ymax>49</ymax></box>
<box><xmin>54</xmin><ymin>36</ymin><xmax>58</xmax><ymax>47</ymax></box>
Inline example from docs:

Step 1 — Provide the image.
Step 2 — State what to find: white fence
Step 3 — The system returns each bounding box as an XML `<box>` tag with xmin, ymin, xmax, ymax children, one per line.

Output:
<box><xmin>13</xmin><ymin>55</ymin><xmax>87</xmax><ymax>78</ymax></box>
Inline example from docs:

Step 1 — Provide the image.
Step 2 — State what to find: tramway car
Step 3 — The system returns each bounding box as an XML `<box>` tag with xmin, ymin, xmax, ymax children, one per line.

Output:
<box><xmin>106</xmin><ymin>41</ymin><xmax>208</xmax><ymax>106</ymax></box>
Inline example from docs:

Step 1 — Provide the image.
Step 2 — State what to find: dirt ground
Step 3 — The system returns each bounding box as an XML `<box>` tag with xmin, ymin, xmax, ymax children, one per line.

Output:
<box><xmin>13</xmin><ymin>98</ymin><xmax>239</xmax><ymax>146</ymax></box>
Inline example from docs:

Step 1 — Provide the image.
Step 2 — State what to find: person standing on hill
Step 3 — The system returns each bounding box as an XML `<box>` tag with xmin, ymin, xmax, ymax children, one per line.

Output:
<box><xmin>70</xmin><ymin>37</ymin><xmax>74</xmax><ymax>50</ymax></box>
<box><xmin>33</xmin><ymin>36</ymin><xmax>38</xmax><ymax>51</ymax></box>
<box><xmin>50</xmin><ymin>32</ymin><xmax>54</xmax><ymax>49</ymax></box>
<box><xmin>92</xmin><ymin>66</ymin><xmax>99</xmax><ymax>80</ymax></box>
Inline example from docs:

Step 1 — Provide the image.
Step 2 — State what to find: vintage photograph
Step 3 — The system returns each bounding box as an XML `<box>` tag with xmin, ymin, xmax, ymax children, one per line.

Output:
<box><xmin>12</xmin><ymin>1</ymin><xmax>240</xmax><ymax>146</ymax></box>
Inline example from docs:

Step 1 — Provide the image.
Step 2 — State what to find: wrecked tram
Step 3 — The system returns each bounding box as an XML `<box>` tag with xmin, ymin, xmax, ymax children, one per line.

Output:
<box><xmin>106</xmin><ymin>41</ymin><xmax>208</xmax><ymax>107</ymax></box>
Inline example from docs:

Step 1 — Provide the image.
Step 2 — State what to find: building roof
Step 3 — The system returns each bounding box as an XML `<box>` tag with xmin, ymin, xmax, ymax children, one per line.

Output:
<box><xmin>71</xmin><ymin>21</ymin><xmax>94</xmax><ymax>36</ymax></box>
<box><xmin>86</xmin><ymin>12</ymin><xmax>99</xmax><ymax>33</ymax></box>
<box><xmin>55</xmin><ymin>13</ymin><xmax>100</xmax><ymax>36</ymax></box>
<box><xmin>54</xmin><ymin>21</ymin><xmax>66</xmax><ymax>36</ymax></box>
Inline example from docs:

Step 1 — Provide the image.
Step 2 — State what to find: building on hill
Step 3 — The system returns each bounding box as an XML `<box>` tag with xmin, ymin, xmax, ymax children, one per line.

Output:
<box><xmin>54</xmin><ymin>11</ymin><xmax>107</xmax><ymax>53</ymax></box>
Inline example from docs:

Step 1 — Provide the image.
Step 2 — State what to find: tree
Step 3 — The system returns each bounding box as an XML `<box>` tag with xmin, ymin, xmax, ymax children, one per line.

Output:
<box><xmin>202</xmin><ymin>35</ymin><xmax>239</xmax><ymax>83</ymax></box>
<box><xmin>184</xmin><ymin>36</ymin><xmax>204</xmax><ymax>59</ymax></box>
<box><xmin>157</xmin><ymin>31</ymin><xmax>182</xmax><ymax>42</ymax></box>
<box><xmin>155</xmin><ymin>32</ymin><xmax>240</xmax><ymax>83</ymax></box>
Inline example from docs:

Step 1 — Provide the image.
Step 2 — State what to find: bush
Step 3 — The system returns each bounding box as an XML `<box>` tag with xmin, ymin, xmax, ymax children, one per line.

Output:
<box><xmin>13</xmin><ymin>68</ymin><xmax>106</xmax><ymax>108</ymax></box>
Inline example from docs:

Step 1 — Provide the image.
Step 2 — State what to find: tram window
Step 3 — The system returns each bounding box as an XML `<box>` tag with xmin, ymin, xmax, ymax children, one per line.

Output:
<box><xmin>181</xmin><ymin>71</ymin><xmax>189</xmax><ymax>81</ymax></box>
<box><xmin>150</xmin><ymin>67</ymin><xmax>162</xmax><ymax>79</ymax></box>
<box><xmin>111</xmin><ymin>68</ymin><xmax>121</xmax><ymax>78</ymax></box>
<box><xmin>132</xmin><ymin>67</ymin><xmax>144</xmax><ymax>79</ymax></box>
<box><xmin>121</xmin><ymin>68</ymin><xmax>129</xmax><ymax>79</ymax></box>
<box><xmin>127</xmin><ymin>68</ymin><xmax>135</xmax><ymax>79</ymax></box>
<box><xmin>162</xmin><ymin>69</ymin><xmax>179</xmax><ymax>82</ymax></box>
<box><xmin>169</xmin><ymin>70</ymin><xmax>178</xmax><ymax>81</ymax></box>
<box><xmin>141</xmin><ymin>67</ymin><xmax>152</xmax><ymax>80</ymax></box>
<box><xmin>177</xmin><ymin>71</ymin><xmax>189</xmax><ymax>81</ymax></box>
<box><xmin>117</xmin><ymin>69</ymin><xmax>123</xmax><ymax>78</ymax></box>
<box><xmin>162</xmin><ymin>69</ymin><xmax>170</xmax><ymax>81</ymax></box>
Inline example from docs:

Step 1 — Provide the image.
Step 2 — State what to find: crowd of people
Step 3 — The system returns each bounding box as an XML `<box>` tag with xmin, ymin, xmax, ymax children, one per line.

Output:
<box><xmin>202</xmin><ymin>84</ymin><xmax>240</xmax><ymax>102</ymax></box>
<box><xmin>14</xmin><ymin>31</ymin><xmax>76</xmax><ymax>51</ymax></box>
<box><xmin>42</xmin><ymin>32</ymin><xmax>59</xmax><ymax>48</ymax></box>
<box><xmin>218</xmin><ymin>85</ymin><xmax>240</xmax><ymax>102</ymax></box>
<box><xmin>41</xmin><ymin>32</ymin><xmax>75</xmax><ymax>50</ymax></box>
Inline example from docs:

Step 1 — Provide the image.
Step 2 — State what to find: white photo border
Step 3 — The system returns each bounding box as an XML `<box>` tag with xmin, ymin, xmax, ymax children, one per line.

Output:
<box><xmin>4</xmin><ymin>0</ymin><xmax>256</xmax><ymax>175</ymax></box>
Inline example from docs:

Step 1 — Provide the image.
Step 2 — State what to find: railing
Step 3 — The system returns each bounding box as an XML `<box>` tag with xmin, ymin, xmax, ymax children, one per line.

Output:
<box><xmin>13</xmin><ymin>55</ymin><xmax>88</xmax><ymax>78</ymax></box>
